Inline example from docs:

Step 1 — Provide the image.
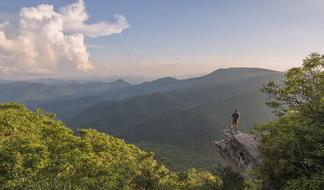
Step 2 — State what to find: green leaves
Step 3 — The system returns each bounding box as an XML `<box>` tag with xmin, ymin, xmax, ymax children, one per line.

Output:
<box><xmin>0</xmin><ymin>103</ymin><xmax>223</xmax><ymax>190</ymax></box>
<box><xmin>261</xmin><ymin>53</ymin><xmax>324</xmax><ymax>121</ymax></box>
<box><xmin>257</xmin><ymin>53</ymin><xmax>324</xmax><ymax>190</ymax></box>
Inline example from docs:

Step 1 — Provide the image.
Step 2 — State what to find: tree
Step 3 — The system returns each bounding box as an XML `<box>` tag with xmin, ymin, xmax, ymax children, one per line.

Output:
<box><xmin>178</xmin><ymin>168</ymin><xmax>223</xmax><ymax>190</ymax></box>
<box><xmin>257</xmin><ymin>53</ymin><xmax>324</xmax><ymax>189</ymax></box>
<box><xmin>0</xmin><ymin>103</ymin><xmax>223</xmax><ymax>190</ymax></box>
<box><xmin>261</xmin><ymin>52</ymin><xmax>323</xmax><ymax>121</ymax></box>
<box><xmin>217</xmin><ymin>167</ymin><xmax>244</xmax><ymax>190</ymax></box>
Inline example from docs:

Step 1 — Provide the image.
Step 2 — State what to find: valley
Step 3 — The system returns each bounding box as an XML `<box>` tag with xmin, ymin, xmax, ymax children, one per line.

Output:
<box><xmin>0</xmin><ymin>67</ymin><xmax>282</xmax><ymax>170</ymax></box>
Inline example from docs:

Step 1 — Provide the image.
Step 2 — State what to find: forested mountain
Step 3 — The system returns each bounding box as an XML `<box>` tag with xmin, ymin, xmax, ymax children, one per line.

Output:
<box><xmin>23</xmin><ymin>77</ymin><xmax>187</xmax><ymax>120</ymax></box>
<box><xmin>68</xmin><ymin>68</ymin><xmax>282</xmax><ymax>170</ymax></box>
<box><xmin>32</xmin><ymin>68</ymin><xmax>280</xmax><ymax>120</ymax></box>
<box><xmin>0</xmin><ymin>68</ymin><xmax>282</xmax><ymax>170</ymax></box>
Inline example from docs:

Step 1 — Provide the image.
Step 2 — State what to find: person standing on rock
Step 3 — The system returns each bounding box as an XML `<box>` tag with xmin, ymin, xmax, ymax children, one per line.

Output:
<box><xmin>230</xmin><ymin>108</ymin><xmax>240</xmax><ymax>133</ymax></box>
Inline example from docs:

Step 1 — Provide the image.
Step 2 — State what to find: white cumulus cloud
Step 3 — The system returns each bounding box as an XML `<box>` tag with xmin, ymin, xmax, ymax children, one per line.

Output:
<box><xmin>0</xmin><ymin>21</ymin><xmax>9</xmax><ymax>29</ymax></box>
<box><xmin>0</xmin><ymin>0</ymin><xmax>129</xmax><ymax>75</ymax></box>
<box><xmin>59</xmin><ymin>0</ymin><xmax>129</xmax><ymax>37</ymax></box>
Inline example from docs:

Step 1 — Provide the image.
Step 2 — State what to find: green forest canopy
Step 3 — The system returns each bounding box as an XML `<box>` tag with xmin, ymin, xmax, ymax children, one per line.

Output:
<box><xmin>0</xmin><ymin>103</ymin><xmax>222</xmax><ymax>190</ymax></box>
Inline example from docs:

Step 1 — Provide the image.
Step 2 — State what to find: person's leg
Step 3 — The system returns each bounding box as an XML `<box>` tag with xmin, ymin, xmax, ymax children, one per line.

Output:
<box><xmin>230</xmin><ymin>121</ymin><xmax>235</xmax><ymax>131</ymax></box>
<box><xmin>234</xmin><ymin>121</ymin><xmax>238</xmax><ymax>132</ymax></box>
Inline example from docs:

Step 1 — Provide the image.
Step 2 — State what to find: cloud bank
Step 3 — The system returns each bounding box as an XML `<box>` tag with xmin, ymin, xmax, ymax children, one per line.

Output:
<box><xmin>0</xmin><ymin>0</ymin><xmax>129</xmax><ymax>75</ymax></box>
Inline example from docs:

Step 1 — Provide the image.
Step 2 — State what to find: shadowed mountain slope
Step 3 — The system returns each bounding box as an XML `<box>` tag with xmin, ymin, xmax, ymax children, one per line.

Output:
<box><xmin>68</xmin><ymin>68</ymin><xmax>282</xmax><ymax>170</ymax></box>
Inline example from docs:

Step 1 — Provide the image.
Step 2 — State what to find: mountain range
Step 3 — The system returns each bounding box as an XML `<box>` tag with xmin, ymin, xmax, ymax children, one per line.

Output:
<box><xmin>0</xmin><ymin>68</ymin><xmax>282</xmax><ymax>170</ymax></box>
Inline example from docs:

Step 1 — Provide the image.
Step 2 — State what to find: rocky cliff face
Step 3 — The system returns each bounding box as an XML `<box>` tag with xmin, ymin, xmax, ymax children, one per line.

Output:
<box><xmin>214</xmin><ymin>130</ymin><xmax>262</xmax><ymax>172</ymax></box>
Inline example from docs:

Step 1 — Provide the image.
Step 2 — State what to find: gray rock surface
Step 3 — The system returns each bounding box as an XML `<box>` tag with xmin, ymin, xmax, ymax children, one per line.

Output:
<box><xmin>214</xmin><ymin>130</ymin><xmax>262</xmax><ymax>171</ymax></box>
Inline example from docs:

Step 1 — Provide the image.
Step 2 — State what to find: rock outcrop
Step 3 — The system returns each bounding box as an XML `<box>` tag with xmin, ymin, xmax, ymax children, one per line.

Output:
<box><xmin>214</xmin><ymin>130</ymin><xmax>262</xmax><ymax>171</ymax></box>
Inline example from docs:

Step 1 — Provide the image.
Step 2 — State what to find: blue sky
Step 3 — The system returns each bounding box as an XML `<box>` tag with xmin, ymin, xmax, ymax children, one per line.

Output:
<box><xmin>0</xmin><ymin>0</ymin><xmax>324</xmax><ymax>78</ymax></box>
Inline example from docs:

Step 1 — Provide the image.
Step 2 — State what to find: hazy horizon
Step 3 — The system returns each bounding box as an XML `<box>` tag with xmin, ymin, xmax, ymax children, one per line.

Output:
<box><xmin>1</xmin><ymin>0</ymin><xmax>323</xmax><ymax>79</ymax></box>
<box><xmin>0</xmin><ymin>67</ymin><xmax>282</xmax><ymax>82</ymax></box>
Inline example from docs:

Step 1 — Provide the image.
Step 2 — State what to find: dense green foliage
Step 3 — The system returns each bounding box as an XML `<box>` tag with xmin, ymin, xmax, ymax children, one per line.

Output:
<box><xmin>0</xmin><ymin>103</ymin><xmax>222</xmax><ymax>190</ymax></box>
<box><xmin>257</xmin><ymin>53</ymin><xmax>324</xmax><ymax>189</ymax></box>
<box><xmin>217</xmin><ymin>167</ymin><xmax>244</xmax><ymax>190</ymax></box>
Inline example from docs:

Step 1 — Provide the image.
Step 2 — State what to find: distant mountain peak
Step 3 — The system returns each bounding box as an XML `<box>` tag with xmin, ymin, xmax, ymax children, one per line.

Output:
<box><xmin>215</xmin><ymin>67</ymin><xmax>278</xmax><ymax>72</ymax></box>
<box><xmin>110</xmin><ymin>79</ymin><xmax>131</xmax><ymax>86</ymax></box>
<box><xmin>205</xmin><ymin>67</ymin><xmax>281</xmax><ymax>78</ymax></box>
<box><xmin>152</xmin><ymin>77</ymin><xmax>178</xmax><ymax>83</ymax></box>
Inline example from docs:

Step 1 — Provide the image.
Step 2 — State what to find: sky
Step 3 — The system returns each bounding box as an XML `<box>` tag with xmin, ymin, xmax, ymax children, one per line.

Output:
<box><xmin>0</xmin><ymin>0</ymin><xmax>324</xmax><ymax>79</ymax></box>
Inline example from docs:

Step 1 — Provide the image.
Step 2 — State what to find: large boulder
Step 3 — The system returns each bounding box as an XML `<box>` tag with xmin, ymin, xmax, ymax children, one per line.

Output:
<box><xmin>214</xmin><ymin>130</ymin><xmax>261</xmax><ymax>172</ymax></box>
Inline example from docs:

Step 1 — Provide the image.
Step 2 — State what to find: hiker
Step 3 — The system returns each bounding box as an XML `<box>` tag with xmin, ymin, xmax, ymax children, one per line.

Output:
<box><xmin>230</xmin><ymin>108</ymin><xmax>240</xmax><ymax>133</ymax></box>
